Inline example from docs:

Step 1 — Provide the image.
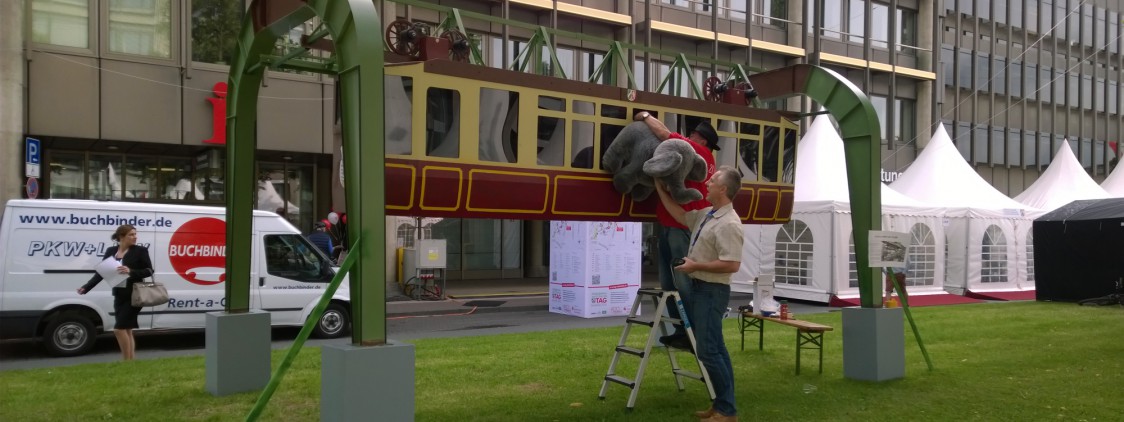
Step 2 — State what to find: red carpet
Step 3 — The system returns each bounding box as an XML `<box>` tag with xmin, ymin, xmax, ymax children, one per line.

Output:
<box><xmin>830</xmin><ymin>293</ymin><xmax>985</xmax><ymax>307</ymax></box>
<box><xmin>965</xmin><ymin>290</ymin><xmax>1037</xmax><ymax>301</ymax></box>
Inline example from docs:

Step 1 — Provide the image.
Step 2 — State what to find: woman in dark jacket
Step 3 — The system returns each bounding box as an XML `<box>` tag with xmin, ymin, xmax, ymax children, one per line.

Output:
<box><xmin>77</xmin><ymin>224</ymin><xmax>153</xmax><ymax>361</ymax></box>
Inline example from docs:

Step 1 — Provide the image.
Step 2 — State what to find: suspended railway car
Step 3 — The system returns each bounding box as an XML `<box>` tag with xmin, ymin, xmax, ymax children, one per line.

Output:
<box><xmin>382</xmin><ymin>59</ymin><xmax>797</xmax><ymax>223</ymax></box>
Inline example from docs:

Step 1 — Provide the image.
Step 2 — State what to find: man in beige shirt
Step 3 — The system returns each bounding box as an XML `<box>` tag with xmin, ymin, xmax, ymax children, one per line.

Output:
<box><xmin>654</xmin><ymin>165</ymin><xmax>744</xmax><ymax>422</ymax></box>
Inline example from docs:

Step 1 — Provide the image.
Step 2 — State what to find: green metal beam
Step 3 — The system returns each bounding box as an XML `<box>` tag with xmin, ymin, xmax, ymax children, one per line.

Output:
<box><xmin>313</xmin><ymin>0</ymin><xmax>387</xmax><ymax>346</ymax></box>
<box><xmin>225</xmin><ymin>3</ymin><xmax>317</xmax><ymax>313</ymax></box>
<box><xmin>749</xmin><ymin>65</ymin><xmax>883</xmax><ymax>308</ymax></box>
<box><xmin>655</xmin><ymin>53</ymin><xmax>704</xmax><ymax>100</ymax></box>
<box><xmin>588</xmin><ymin>42</ymin><xmax>638</xmax><ymax>89</ymax></box>
<box><xmin>440</xmin><ymin>10</ymin><xmax>486</xmax><ymax>66</ymax></box>
<box><xmin>390</xmin><ymin>0</ymin><xmax>744</xmax><ymax>82</ymax></box>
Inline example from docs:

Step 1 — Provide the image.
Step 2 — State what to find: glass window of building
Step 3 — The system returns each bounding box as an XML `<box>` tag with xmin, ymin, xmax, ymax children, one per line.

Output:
<box><xmin>1009</xmin><ymin>1</ymin><xmax>1022</xmax><ymax>28</ymax></box>
<box><xmin>46</xmin><ymin>151</ymin><xmax>86</xmax><ymax>199</ymax></box>
<box><xmin>871</xmin><ymin>3</ymin><xmax>889</xmax><ymax>49</ymax></box>
<box><xmin>729</xmin><ymin>0</ymin><xmax>746</xmax><ymax>21</ymax></box>
<box><xmin>990</xmin><ymin>127</ymin><xmax>1006</xmax><ymax>166</ymax></box>
<box><xmin>1006</xmin><ymin>129</ymin><xmax>1021</xmax><ymax>167</ymax></box>
<box><xmin>88</xmin><ymin>154</ymin><xmax>124</xmax><ymax>201</ymax></box>
<box><xmin>761</xmin><ymin>0</ymin><xmax>788</xmax><ymax>29</ymax></box>
<box><xmin>897</xmin><ymin>7</ymin><xmax>918</xmax><ymax>52</ymax></box>
<box><xmin>108</xmin><ymin>0</ymin><xmax>173</xmax><ymax>59</ymax></box>
<box><xmin>807</xmin><ymin>0</ymin><xmax>842</xmax><ymax>39</ymax></box>
<box><xmin>191</xmin><ymin>0</ymin><xmax>243</xmax><ymax>64</ymax></box>
<box><xmin>1023</xmin><ymin>132</ymin><xmax>1037</xmax><ymax>167</ymax></box>
<box><xmin>540</xmin><ymin>47</ymin><xmax>574</xmax><ymax>78</ymax></box>
<box><xmin>31</xmin><ymin>0</ymin><xmax>90</xmax><ymax>49</ymax></box>
<box><xmin>1011</xmin><ymin>63</ymin><xmax>1023</xmax><ymax>97</ymax></box>
<box><xmin>1026</xmin><ymin>2</ymin><xmax>1038</xmax><ymax>34</ymax></box>
<box><xmin>894</xmin><ymin>98</ymin><xmax>915</xmax><ymax>145</ymax></box>
<box><xmin>584</xmin><ymin>51</ymin><xmax>606</xmax><ymax>84</ymax></box>
<box><xmin>257</xmin><ymin>163</ymin><xmax>314</xmax><ymax>233</ymax></box>
<box><xmin>847</xmin><ymin>1</ymin><xmax>865</xmax><ymax>44</ymax></box>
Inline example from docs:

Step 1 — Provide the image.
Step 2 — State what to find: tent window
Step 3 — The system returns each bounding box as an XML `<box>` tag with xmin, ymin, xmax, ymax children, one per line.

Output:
<box><xmin>775</xmin><ymin>220</ymin><xmax>813</xmax><ymax>286</ymax></box>
<box><xmin>847</xmin><ymin>233</ymin><xmax>858</xmax><ymax>288</ymax></box>
<box><xmin>906</xmin><ymin>224</ymin><xmax>936</xmax><ymax>286</ymax></box>
<box><xmin>981</xmin><ymin>225</ymin><xmax>1008</xmax><ymax>283</ymax></box>
<box><xmin>1026</xmin><ymin>231</ymin><xmax>1035</xmax><ymax>283</ymax></box>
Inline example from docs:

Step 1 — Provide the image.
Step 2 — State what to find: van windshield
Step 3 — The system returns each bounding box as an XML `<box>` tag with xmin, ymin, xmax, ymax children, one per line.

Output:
<box><xmin>264</xmin><ymin>234</ymin><xmax>334</xmax><ymax>282</ymax></box>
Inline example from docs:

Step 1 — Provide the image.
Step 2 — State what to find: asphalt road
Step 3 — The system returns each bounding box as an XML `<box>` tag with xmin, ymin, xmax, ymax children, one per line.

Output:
<box><xmin>0</xmin><ymin>300</ymin><xmax>833</xmax><ymax>371</ymax></box>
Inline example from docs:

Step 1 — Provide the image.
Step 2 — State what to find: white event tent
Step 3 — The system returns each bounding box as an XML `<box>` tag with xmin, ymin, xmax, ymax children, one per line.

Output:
<box><xmin>1013</xmin><ymin>140</ymin><xmax>1110</xmax><ymax>211</ymax></box>
<box><xmin>1103</xmin><ymin>163</ymin><xmax>1124</xmax><ymax>197</ymax></box>
<box><xmin>733</xmin><ymin>116</ymin><xmax>944</xmax><ymax>303</ymax></box>
<box><xmin>890</xmin><ymin>125</ymin><xmax>1041</xmax><ymax>295</ymax></box>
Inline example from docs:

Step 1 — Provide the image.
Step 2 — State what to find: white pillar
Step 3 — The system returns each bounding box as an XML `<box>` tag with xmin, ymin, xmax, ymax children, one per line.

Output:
<box><xmin>0</xmin><ymin>0</ymin><xmax>26</xmax><ymax>201</ymax></box>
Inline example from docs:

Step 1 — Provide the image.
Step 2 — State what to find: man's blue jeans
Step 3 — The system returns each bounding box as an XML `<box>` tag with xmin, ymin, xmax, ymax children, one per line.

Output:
<box><xmin>690</xmin><ymin>280</ymin><xmax>736</xmax><ymax>416</ymax></box>
<box><xmin>657</xmin><ymin>225</ymin><xmax>693</xmax><ymax>332</ymax></box>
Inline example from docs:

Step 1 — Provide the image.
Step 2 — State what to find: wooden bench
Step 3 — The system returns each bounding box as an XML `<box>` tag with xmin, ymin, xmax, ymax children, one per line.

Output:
<box><xmin>740</xmin><ymin>312</ymin><xmax>834</xmax><ymax>375</ymax></box>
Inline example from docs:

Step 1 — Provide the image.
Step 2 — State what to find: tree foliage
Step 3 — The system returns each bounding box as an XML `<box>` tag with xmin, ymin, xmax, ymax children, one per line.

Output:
<box><xmin>191</xmin><ymin>0</ymin><xmax>242</xmax><ymax>65</ymax></box>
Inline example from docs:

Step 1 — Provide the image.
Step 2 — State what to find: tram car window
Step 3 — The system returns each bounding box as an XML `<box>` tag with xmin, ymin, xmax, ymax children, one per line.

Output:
<box><xmin>479</xmin><ymin>88</ymin><xmax>519</xmax><ymax>163</ymax></box>
<box><xmin>385</xmin><ymin>75</ymin><xmax>413</xmax><ymax>155</ymax></box>
<box><xmin>426</xmin><ymin>88</ymin><xmax>460</xmax><ymax>158</ymax></box>
<box><xmin>537</xmin><ymin>95</ymin><xmax>567</xmax><ymax>166</ymax></box>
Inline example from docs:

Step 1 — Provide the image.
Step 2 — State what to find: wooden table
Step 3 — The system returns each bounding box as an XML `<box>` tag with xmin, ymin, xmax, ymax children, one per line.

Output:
<box><xmin>740</xmin><ymin>312</ymin><xmax>834</xmax><ymax>374</ymax></box>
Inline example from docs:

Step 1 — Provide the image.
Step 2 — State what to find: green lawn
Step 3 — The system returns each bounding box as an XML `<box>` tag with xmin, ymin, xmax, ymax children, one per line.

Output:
<box><xmin>2</xmin><ymin>302</ymin><xmax>1121</xmax><ymax>421</ymax></box>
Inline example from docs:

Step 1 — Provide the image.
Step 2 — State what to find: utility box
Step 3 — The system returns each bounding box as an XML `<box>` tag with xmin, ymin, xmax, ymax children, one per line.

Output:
<box><xmin>402</xmin><ymin>239</ymin><xmax>447</xmax><ymax>300</ymax></box>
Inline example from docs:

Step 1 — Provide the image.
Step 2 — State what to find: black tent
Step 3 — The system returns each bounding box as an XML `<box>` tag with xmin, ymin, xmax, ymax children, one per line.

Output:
<box><xmin>1033</xmin><ymin>198</ymin><xmax>1124</xmax><ymax>302</ymax></box>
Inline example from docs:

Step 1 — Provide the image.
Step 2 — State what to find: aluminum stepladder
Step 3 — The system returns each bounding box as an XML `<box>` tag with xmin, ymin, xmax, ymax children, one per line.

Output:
<box><xmin>598</xmin><ymin>288</ymin><xmax>715</xmax><ymax>409</ymax></box>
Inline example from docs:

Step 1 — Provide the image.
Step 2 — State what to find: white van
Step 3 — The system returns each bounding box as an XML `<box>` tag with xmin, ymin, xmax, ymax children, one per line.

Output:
<box><xmin>0</xmin><ymin>199</ymin><xmax>351</xmax><ymax>356</ymax></box>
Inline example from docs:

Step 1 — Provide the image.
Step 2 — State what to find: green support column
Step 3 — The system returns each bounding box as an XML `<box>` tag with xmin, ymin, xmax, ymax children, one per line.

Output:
<box><xmin>316</xmin><ymin>0</ymin><xmax>387</xmax><ymax>345</ymax></box>
<box><xmin>225</xmin><ymin>3</ymin><xmax>316</xmax><ymax>312</ymax></box>
<box><xmin>749</xmin><ymin>64</ymin><xmax>883</xmax><ymax>307</ymax></box>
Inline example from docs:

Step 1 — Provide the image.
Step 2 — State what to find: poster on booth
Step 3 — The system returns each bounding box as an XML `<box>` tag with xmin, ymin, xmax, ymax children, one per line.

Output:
<box><xmin>548</xmin><ymin>221</ymin><xmax>642</xmax><ymax>318</ymax></box>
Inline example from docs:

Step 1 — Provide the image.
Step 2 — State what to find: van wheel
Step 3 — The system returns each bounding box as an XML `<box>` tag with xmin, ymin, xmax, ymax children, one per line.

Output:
<box><xmin>43</xmin><ymin>313</ymin><xmax>96</xmax><ymax>357</ymax></box>
<box><xmin>312</xmin><ymin>303</ymin><xmax>350</xmax><ymax>338</ymax></box>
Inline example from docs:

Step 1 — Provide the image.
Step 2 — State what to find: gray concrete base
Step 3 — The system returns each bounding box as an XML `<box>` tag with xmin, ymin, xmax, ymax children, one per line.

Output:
<box><xmin>322</xmin><ymin>341</ymin><xmax>415</xmax><ymax>422</ymax></box>
<box><xmin>842</xmin><ymin>307</ymin><xmax>905</xmax><ymax>382</ymax></box>
<box><xmin>204</xmin><ymin>311</ymin><xmax>271</xmax><ymax>396</ymax></box>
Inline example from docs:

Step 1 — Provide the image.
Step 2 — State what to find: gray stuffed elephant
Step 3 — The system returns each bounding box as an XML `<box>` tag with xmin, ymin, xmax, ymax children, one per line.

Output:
<box><xmin>601</xmin><ymin>122</ymin><xmax>708</xmax><ymax>203</ymax></box>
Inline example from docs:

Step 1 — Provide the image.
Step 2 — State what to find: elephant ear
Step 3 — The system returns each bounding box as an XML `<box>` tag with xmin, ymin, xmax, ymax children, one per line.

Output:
<box><xmin>686</xmin><ymin>154</ymin><xmax>708</xmax><ymax>181</ymax></box>
<box><xmin>643</xmin><ymin>139</ymin><xmax>690</xmax><ymax>177</ymax></box>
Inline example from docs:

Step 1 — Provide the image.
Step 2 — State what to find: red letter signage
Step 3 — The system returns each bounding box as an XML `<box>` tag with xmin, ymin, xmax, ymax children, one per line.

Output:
<box><xmin>203</xmin><ymin>82</ymin><xmax>228</xmax><ymax>145</ymax></box>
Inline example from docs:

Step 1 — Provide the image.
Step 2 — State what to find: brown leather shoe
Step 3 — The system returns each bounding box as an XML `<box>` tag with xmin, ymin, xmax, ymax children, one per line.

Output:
<box><xmin>693</xmin><ymin>407</ymin><xmax>715</xmax><ymax>419</ymax></box>
<box><xmin>700</xmin><ymin>412</ymin><xmax>737</xmax><ymax>422</ymax></box>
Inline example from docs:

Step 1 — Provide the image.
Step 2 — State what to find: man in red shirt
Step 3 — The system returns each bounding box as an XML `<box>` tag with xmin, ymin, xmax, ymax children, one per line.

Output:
<box><xmin>633</xmin><ymin>111</ymin><xmax>718</xmax><ymax>348</ymax></box>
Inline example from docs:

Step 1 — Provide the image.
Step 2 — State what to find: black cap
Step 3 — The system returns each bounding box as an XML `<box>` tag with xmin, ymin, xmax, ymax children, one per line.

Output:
<box><xmin>314</xmin><ymin>221</ymin><xmax>327</xmax><ymax>229</ymax></box>
<box><xmin>693</xmin><ymin>121</ymin><xmax>720</xmax><ymax>151</ymax></box>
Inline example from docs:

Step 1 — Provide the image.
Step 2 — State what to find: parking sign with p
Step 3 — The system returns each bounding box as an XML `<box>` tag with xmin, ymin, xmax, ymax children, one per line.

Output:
<box><xmin>25</xmin><ymin>137</ymin><xmax>40</xmax><ymax>178</ymax></box>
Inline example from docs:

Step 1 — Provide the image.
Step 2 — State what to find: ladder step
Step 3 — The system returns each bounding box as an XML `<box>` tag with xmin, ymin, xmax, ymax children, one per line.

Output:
<box><xmin>663</xmin><ymin>317</ymin><xmax>684</xmax><ymax>326</ymax></box>
<box><xmin>626</xmin><ymin>317</ymin><xmax>654</xmax><ymax>327</ymax></box>
<box><xmin>604</xmin><ymin>375</ymin><xmax>635</xmax><ymax>388</ymax></box>
<box><xmin>636</xmin><ymin>288</ymin><xmax>665</xmax><ymax>297</ymax></box>
<box><xmin>672</xmin><ymin>369</ymin><xmax>705</xmax><ymax>381</ymax></box>
<box><xmin>615</xmin><ymin>346</ymin><xmax>645</xmax><ymax>357</ymax></box>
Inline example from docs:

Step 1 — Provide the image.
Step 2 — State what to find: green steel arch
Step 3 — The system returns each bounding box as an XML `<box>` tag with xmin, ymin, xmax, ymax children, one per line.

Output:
<box><xmin>224</xmin><ymin>0</ymin><xmax>386</xmax><ymax>344</ymax></box>
<box><xmin>749</xmin><ymin>65</ymin><xmax>884</xmax><ymax>308</ymax></box>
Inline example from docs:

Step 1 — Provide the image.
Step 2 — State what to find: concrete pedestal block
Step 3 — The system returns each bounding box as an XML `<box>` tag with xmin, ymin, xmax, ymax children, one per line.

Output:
<box><xmin>205</xmin><ymin>311</ymin><xmax>271</xmax><ymax>396</ymax></box>
<box><xmin>842</xmin><ymin>307</ymin><xmax>905</xmax><ymax>382</ymax></box>
<box><xmin>321</xmin><ymin>341</ymin><xmax>415</xmax><ymax>422</ymax></box>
